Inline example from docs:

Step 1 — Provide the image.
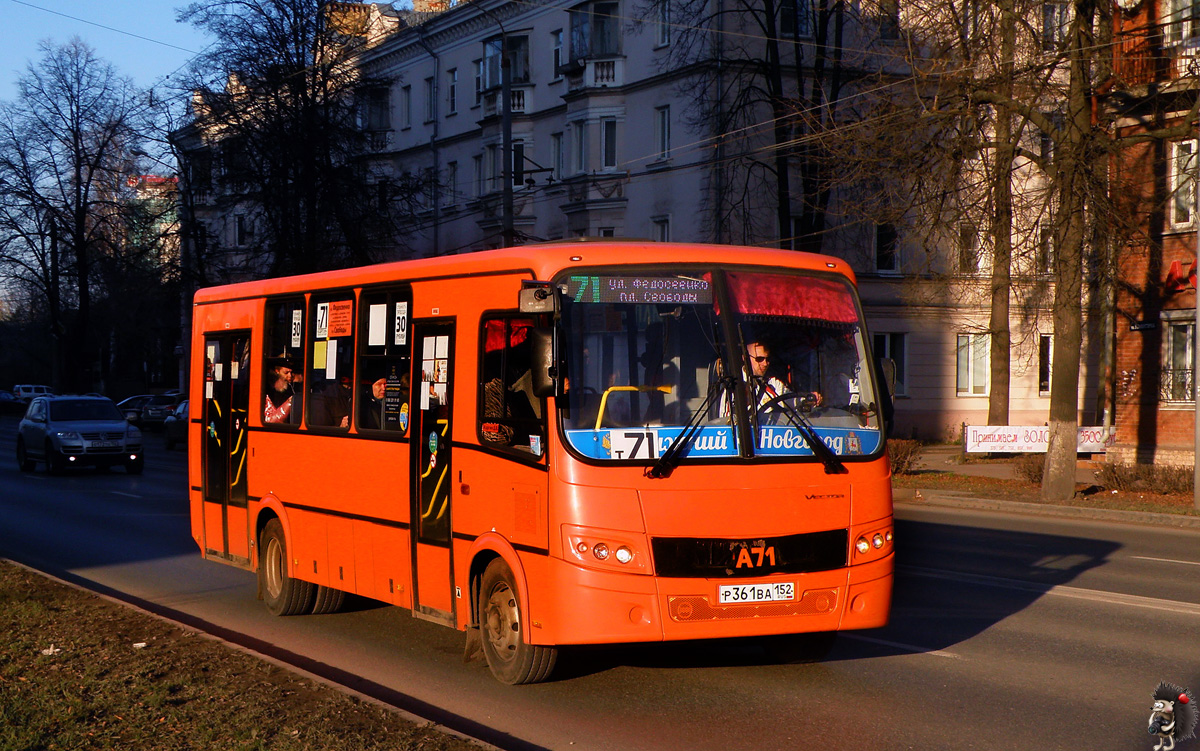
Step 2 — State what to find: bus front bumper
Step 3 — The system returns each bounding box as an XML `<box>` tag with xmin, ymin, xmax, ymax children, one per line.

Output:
<box><xmin>529</xmin><ymin>553</ymin><xmax>893</xmax><ymax>646</ymax></box>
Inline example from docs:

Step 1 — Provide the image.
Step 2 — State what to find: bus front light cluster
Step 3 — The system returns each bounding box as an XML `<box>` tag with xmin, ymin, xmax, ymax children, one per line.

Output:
<box><xmin>563</xmin><ymin>524</ymin><xmax>649</xmax><ymax>574</ymax></box>
<box><xmin>852</xmin><ymin>526</ymin><xmax>893</xmax><ymax>562</ymax></box>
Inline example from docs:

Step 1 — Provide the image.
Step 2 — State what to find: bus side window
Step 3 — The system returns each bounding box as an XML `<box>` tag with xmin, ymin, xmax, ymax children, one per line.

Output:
<box><xmin>357</xmin><ymin>288</ymin><xmax>412</xmax><ymax>433</ymax></box>
<box><xmin>307</xmin><ymin>296</ymin><xmax>355</xmax><ymax>430</ymax></box>
<box><xmin>263</xmin><ymin>298</ymin><xmax>305</xmax><ymax>426</ymax></box>
<box><xmin>479</xmin><ymin>316</ymin><xmax>544</xmax><ymax>456</ymax></box>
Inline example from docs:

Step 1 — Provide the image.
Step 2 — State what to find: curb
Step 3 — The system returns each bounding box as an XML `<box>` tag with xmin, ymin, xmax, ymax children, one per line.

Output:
<box><xmin>894</xmin><ymin>489</ymin><xmax>1200</xmax><ymax>529</ymax></box>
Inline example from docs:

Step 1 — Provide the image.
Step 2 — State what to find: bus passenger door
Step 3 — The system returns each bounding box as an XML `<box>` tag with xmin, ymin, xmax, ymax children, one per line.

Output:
<box><xmin>410</xmin><ymin>321</ymin><xmax>455</xmax><ymax>625</ymax></box>
<box><xmin>201</xmin><ymin>332</ymin><xmax>252</xmax><ymax>565</ymax></box>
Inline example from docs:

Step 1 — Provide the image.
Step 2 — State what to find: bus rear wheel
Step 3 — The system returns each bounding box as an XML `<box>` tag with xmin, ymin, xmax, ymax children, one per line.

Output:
<box><xmin>259</xmin><ymin>519</ymin><xmax>315</xmax><ymax>616</ymax></box>
<box><xmin>478</xmin><ymin>558</ymin><xmax>557</xmax><ymax>685</ymax></box>
<box><xmin>310</xmin><ymin>585</ymin><xmax>345</xmax><ymax>614</ymax></box>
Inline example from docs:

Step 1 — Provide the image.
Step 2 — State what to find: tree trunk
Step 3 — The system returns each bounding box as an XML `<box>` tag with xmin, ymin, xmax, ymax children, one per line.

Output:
<box><xmin>1041</xmin><ymin>0</ymin><xmax>1094</xmax><ymax>502</ymax></box>
<box><xmin>987</xmin><ymin>0</ymin><xmax>1016</xmax><ymax>427</ymax></box>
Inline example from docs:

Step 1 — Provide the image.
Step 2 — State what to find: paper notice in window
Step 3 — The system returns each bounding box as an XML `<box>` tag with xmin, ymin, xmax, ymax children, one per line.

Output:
<box><xmin>313</xmin><ymin>340</ymin><xmax>327</xmax><ymax>370</ymax></box>
<box><xmin>368</xmin><ymin>304</ymin><xmax>386</xmax><ymax>346</ymax></box>
<box><xmin>326</xmin><ymin>339</ymin><xmax>338</xmax><ymax>379</ymax></box>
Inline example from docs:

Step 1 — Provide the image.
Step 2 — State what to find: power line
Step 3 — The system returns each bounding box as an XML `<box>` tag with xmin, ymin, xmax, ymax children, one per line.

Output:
<box><xmin>9</xmin><ymin>0</ymin><xmax>201</xmax><ymax>55</ymax></box>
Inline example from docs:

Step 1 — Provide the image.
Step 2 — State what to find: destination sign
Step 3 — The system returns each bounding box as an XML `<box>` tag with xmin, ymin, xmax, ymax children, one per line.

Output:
<box><xmin>565</xmin><ymin>274</ymin><xmax>712</xmax><ymax>305</ymax></box>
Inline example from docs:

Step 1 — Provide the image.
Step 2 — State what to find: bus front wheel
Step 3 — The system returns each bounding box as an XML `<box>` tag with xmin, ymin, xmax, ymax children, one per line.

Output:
<box><xmin>259</xmin><ymin>519</ymin><xmax>315</xmax><ymax>616</ymax></box>
<box><xmin>478</xmin><ymin>558</ymin><xmax>557</xmax><ymax>685</ymax></box>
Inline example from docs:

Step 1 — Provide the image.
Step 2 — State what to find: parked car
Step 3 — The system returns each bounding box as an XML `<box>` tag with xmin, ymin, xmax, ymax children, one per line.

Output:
<box><xmin>0</xmin><ymin>390</ymin><xmax>24</xmax><ymax>415</ymax></box>
<box><xmin>116</xmin><ymin>394</ymin><xmax>154</xmax><ymax>424</ymax></box>
<box><xmin>16</xmin><ymin>395</ymin><xmax>144</xmax><ymax>474</ymax></box>
<box><xmin>163</xmin><ymin>400</ymin><xmax>189</xmax><ymax>450</ymax></box>
<box><xmin>139</xmin><ymin>393</ymin><xmax>185</xmax><ymax>430</ymax></box>
<box><xmin>13</xmin><ymin>384</ymin><xmax>56</xmax><ymax>403</ymax></box>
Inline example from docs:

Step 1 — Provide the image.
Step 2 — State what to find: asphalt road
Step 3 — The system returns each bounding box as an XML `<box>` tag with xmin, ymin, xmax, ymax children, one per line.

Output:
<box><xmin>1</xmin><ymin>414</ymin><xmax>1197</xmax><ymax>751</ymax></box>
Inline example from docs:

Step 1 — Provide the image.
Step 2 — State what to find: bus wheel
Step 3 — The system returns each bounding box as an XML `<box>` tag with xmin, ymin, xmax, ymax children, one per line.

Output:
<box><xmin>310</xmin><ymin>585</ymin><xmax>345</xmax><ymax>615</ymax></box>
<box><xmin>259</xmin><ymin>519</ymin><xmax>315</xmax><ymax>616</ymax></box>
<box><xmin>759</xmin><ymin>632</ymin><xmax>837</xmax><ymax>664</ymax></box>
<box><xmin>478</xmin><ymin>558</ymin><xmax>557</xmax><ymax>685</ymax></box>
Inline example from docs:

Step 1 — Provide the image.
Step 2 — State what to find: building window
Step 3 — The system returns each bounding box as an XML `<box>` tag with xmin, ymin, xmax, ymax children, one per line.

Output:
<box><xmin>958</xmin><ymin>222</ymin><xmax>979</xmax><ymax>273</ymax></box>
<box><xmin>873</xmin><ymin>332</ymin><xmax>907</xmax><ymax>396</ymax></box>
<box><xmin>473</xmin><ymin>154</ymin><xmax>483</xmax><ymax>197</ymax></box>
<box><xmin>552</xmin><ymin>29</ymin><xmax>564</xmax><ymax>75</ymax></box>
<box><xmin>485</xmin><ymin>36</ymin><xmax>530</xmax><ymax>89</ymax></box>
<box><xmin>1171</xmin><ymin>139</ymin><xmax>1196</xmax><ymax>228</ymax></box>
<box><xmin>655</xmin><ymin>106</ymin><xmax>671</xmax><ymax>160</ymax></box>
<box><xmin>1038</xmin><ymin>334</ymin><xmax>1052</xmax><ymax>395</ymax></box>
<box><xmin>1164</xmin><ymin>0</ymin><xmax>1200</xmax><ymax>46</ymax></box>
<box><xmin>652</xmin><ymin>215</ymin><xmax>670</xmax><ymax>242</ymax></box>
<box><xmin>570</xmin><ymin>1</ymin><xmax>621</xmax><ymax>59</ymax></box>
<box><xmin>572</xmin><ymin>121</ymin><xmax>587</xmax><ymax>174</ymax></box>
<box><xmin>551</xmin><ymin>132</ymin><xmax>564</xmax><ymax>179</ymax></box>
<box><xmin>234</xmin><ymin>214</ymin><xmax>251</xmax><ymax>247</ymax></box>
<box><xmin>598</xmin><ymin>227</ymin><xmax>616</xmax><ymax>237</ymax></box>
<box><xmin>447</xmin><ymin>69</ymin><xmax>457</xmax><ymax>115</ymax></box>
<box><xmin>424</xmin><ymin>77</ymin><xmax>435</xmax><ymax>122</ymax></box>
<box><xmin>780</xmin><ymin>0</ymin><xmax>812</xmax><ymax>37</ymax></box>
<box><xmin>956</xmin><ymin>333</ymin><xmax>989</xmax><ymax>396</ymax></box>
<box><xmin>400</xmin><ymin>85</ymin><xmax>412</xmax><ymax>129</ymax></box>
<box><xmin>1162</xmin><ymin>317</ymin><xmax>1195</xmax><ymax>402</ymax></box>
<box><xmin>1037</xmin><ymin>223</ymin><xmax>1054</xmax><ymax>274</ymax></box>
<box><xmin>1041</xmin><ymin>0</ymin><xmax>1070</xmax><ymax>51</ymax></box>
<box><xmin>444</xmin><ymin>161</ymin><xmax>457</xmax><ymax>208</ymax></box>
<box><xmin>876</xmin><ymin>223</ymin><xmax>898</xmax><ymax>272</ymax></box>
<box><xmin>601</xmin><ymin>118</ymin><xmax>618</xmax><ymax>169</ymax></box>
<box><xmin>656</xmin><ymin>2</ymin><xmax>671</xmax><ymax>45</ymax></box>
<box><xmin>961</xmin><ymin>0</ymin><xmax>981</xmax><ymax>40</ymax></box>
<box><xmin>879</xmin><ymin>0</ymin><xmax>900</xmax><ymax>40</ymax></box>
<box><xmin>512</xmin><ymin>141</ymin><xmax>525</xmax><ymax>187</ymax></box>
<box><xmin>360</xmin><ymin>87</ymin><xmax>390</xmax><ymax>131</ymax></box>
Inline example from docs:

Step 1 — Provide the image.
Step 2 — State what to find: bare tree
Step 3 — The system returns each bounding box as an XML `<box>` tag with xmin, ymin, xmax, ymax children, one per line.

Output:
<box><xmin>174</xmin><ymin>0</ymin><xmax>429</xmax><ymax>278</ymax></box>
<box><xmin>0</xmin><ymin>39</ymin><xmax>151</xmax><ymax>392</ymax></box>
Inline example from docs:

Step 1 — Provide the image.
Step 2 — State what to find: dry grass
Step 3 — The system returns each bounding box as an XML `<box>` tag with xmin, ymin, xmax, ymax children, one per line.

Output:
<box><xmin>0</xmin><ymin>561</ymin><xmax>483</xmax><ymax>751</ymax></box>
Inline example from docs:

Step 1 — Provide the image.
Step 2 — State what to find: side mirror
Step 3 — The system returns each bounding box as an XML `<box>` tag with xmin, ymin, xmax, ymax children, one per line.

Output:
<box><xmin>519</xmin><ymin>282</ymin><xmax>559</xmax><ymax>314</ymax></box>
<box><xmin>530</xmin><ymin>327</ymin><xmax>556</xmax><ymax>398</ymax></box>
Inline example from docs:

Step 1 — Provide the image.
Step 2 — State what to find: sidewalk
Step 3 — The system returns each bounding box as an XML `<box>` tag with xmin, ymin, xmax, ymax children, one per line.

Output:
<box><xmin>897</xmin><ymin>444</ymin><xmax>1200</xmax><ymax>530</ymax></box>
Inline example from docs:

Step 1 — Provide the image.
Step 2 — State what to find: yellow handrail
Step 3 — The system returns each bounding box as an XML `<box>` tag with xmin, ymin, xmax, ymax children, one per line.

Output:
<box><xmin>594</xmin><ymin>385</ymin><xmax>673</xmax><ymax>431</ymax></box>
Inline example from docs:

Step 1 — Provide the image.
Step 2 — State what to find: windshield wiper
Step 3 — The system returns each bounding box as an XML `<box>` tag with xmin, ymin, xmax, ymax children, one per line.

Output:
<box><xmin>763</xmin><ymin>392</ymin><xmax>847</xmax><ymax>475</ymax></box>
<box><xmin>646</xmin><ymin>375</ymin><xmax>733</xmax><ymax>479</ymax></box>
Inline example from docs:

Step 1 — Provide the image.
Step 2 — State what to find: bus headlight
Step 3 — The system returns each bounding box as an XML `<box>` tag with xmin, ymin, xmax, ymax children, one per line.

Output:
<box><xmin>852</xmin><ymin>523</ymin><xmax>894</xmax><ymax>563</ymax></box>
<box><xmin>562</xmin><ymin>524</ymin><xmax>650</xmax><ymax>575</ymax></box>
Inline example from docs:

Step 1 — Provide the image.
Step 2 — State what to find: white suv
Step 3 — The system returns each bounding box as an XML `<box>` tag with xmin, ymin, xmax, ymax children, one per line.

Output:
<box><xmin>13</xmin><ymin>384</ymin><xmax>55</xmax><ymax>403</ymax></box>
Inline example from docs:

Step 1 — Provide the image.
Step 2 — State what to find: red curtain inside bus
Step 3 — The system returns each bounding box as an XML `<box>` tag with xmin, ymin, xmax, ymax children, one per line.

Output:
<box><xmin>711</xmin><ymin>271</ymin><xmax>858</xmax><ymax>324</ymax></box>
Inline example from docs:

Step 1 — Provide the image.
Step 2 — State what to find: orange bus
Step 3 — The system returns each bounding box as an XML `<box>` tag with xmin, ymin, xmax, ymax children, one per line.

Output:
<box><xmin>188</xmin><ymin>242</ymin><xmax>894</xmax><ymax>684</ymax></box>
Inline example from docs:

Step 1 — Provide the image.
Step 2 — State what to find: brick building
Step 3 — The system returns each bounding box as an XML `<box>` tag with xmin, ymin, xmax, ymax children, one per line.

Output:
<box><xmin>1108</xmin><ymin>0</ymin><xmax>1200</xmax><ymax>465</ymax></box>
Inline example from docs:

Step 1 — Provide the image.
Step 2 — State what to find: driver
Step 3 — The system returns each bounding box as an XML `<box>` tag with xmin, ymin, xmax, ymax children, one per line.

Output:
<box><xmin>720</xmin><ymin>341</ymin><xmax>821</xmax><ymax>421</ymax></box>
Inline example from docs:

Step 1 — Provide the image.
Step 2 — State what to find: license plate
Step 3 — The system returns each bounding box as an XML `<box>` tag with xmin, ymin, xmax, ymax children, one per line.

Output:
<box><xmin>91</xmin><ymin>440</ymin><xmax>119</xmax><ymax>449</ymax></box>
<box><xmin>718</xmin><ymin>582</ymin><xmax>795</xmax><ymax>604</ymax></box>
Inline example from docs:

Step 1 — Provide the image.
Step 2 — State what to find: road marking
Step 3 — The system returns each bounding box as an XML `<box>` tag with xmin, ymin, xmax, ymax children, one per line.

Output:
<box><xmin>1132</xmin><ymin>556</ymin><xmax>1200</xmax><ymax>567</ymax></box>
<box><xmin>902</xmin><ymin>565</ymin><xmax>1200</xmax><ymax>616</ymax></box>
<box><xmin>840</xmin><ymin>633</ymin><xmax>961</xmax><ymax>659</ymax></box>
<box><xmin>110</xmin><ymin>491</ymin><xmax>142</xmax><ymax>499</ymax></box>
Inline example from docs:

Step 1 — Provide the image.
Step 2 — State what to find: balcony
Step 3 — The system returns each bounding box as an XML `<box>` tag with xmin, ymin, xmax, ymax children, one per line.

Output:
<box><xmin>482</xmin><ymin>86</ymin><xmax>529</xmax><ymax>118</ymax></box>
<box><xmin>564</xmin><ymin>57</ymin><xmax>625</xmax><ymax>92</ymax></box>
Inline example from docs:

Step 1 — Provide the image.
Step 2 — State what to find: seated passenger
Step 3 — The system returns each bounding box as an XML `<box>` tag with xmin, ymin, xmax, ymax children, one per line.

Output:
<box><xmin>264</xmin><ymin>358</ymin><xmax>299</xmax><ymax>424</ymax></box>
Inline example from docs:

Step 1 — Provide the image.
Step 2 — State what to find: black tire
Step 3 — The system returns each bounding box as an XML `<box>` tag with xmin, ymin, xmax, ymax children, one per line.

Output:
<box><xmin>258</xmin><ymin>518</ymin><xmax>315</xmax><ymax>616</ymax></box>
<box><xmin>125</xmin><ymin>455</ymin><xmax>144</xmax><ymax>475</ymax></box>
<box><xmin>310</xmin><ymin>585</ymin><xmax>346</xmax><ymax>615</ymax></box>
<box><xmin>16</xmin><ymin>439</ymin><xmax>34</xmax><ymax>472</ymax></box>
<box><xmin>478</xmin><ymin>558</ymin><xmax>557</xmax><ymax>684</ymax></box>
<box><xmin>759</xmin><ymin>632</ymin><xmax>837</xmax><ymax>664</ymax></box>
<box><xmin>45</xmin><ymin>442</ymin><xmax>65</xmax><ymax>475</ymax></box>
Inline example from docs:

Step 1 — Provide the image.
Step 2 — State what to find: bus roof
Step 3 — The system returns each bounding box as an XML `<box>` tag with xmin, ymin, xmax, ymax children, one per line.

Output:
<box><xmin>191</xmin><ymin>242</ymin><xmax>857</xmax><ymax>304</ymax></box>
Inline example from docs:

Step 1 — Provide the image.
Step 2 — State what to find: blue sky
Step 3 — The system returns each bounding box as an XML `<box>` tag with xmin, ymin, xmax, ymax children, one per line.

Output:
<box><xmin>0</xmin><ymin>1</ymin><xmax>213</xmax><ymax>102</ymax></box>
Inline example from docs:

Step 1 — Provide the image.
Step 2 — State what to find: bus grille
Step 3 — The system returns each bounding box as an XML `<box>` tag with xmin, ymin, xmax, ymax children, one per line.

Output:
<box><xmin>650</xmin><ymin>529</ymin><xmax>848</xmax><ymax>578</ymax></box>
<box><xmin>667</xmin><ymin>588</ymin><xmax>839</xmax><ymax>622</ymax></box>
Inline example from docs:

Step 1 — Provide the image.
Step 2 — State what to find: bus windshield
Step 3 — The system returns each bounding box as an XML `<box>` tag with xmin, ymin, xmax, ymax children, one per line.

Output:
<box><xmin>558</xmin><ymin>267</ymin><xmax>883</xmax><ymax>463</ymax></box>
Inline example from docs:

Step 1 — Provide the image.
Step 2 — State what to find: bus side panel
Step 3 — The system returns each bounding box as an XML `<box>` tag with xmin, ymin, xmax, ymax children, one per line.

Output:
<box><xmin>367</xmin><ymin>523</ymin><xmax>411</xmax><ymax>608</ymax></box>
<box><xmin>455</xmin><ymin>459</ymin><xmax>550</xmax><ymax>555</ymax></box>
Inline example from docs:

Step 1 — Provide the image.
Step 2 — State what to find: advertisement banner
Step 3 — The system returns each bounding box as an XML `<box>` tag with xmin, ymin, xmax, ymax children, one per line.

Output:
<box><xmin>964</xmin><ymin>425</ymin><xmax>1115</xmax><ymax>453</ymax></box>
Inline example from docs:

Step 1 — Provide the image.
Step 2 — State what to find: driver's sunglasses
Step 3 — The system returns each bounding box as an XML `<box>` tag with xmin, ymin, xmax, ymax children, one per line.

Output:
<box><xmin>750</xmin><ymin>355</ymin><xmax>769</xmax><ymax>363</ymax></box>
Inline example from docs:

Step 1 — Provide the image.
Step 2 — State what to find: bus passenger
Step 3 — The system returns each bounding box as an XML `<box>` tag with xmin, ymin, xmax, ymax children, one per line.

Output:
<box><xmin>264</xmin><ymin>358</ymin><xmax>299</xmax><ymax>424</ymax></box>
<box><xmin>310</xmin><ymin>375</ymin><xmax>352</xmax><ymax>428</ymax></box>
